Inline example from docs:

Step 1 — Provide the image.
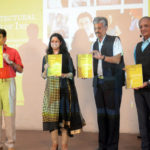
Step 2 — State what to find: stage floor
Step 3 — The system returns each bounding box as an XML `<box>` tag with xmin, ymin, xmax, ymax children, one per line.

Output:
<box><xmin>2</xmin><ymin>131</ymin><xmax>141</xmax><ymax>150</ymax></box>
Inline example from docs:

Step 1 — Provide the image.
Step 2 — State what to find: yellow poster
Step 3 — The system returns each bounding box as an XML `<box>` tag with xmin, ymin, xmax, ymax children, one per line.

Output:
<box><xmin>125</xmin><ymin>64</ymin><xmax>143</xmax><ymax>89</ymax></box>
<box><xmin>0</xmin><ymin>0</ymin><xmax>43</xmax><ymax>106</ymax></box>
<box><xmin>47</xmin><ymin>54</ymin><xmax>62</xmax><ymax>76</ymax></box>
<box><xmin>0</xmin><ymin>46</ymin><xmax>3</xmax><ymax>68</ymax></box>
<box><xmin>77</xmin><ymin>54</ymin><xmax>93</xmax><ymax>78</ymax></box>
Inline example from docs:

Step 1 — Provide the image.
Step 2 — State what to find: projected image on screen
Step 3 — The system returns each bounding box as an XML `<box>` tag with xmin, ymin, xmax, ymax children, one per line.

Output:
<box><xmin>70</xmin><ymin>12</ymin><xmax>95</xmax><ymax>66</ymax></box>
<box><xmin>47</xmin><ymin>13</ymin><xmax>69</xmax><ymax>38</ymax></box>
<box><xmin>47</xmin><ymin>0</ymin><xmax>68</xmax><ymax>8</ymax></box>
<box><xmin>125</xmin><ymin>0</ymin><xmax>143</xmax><ymax>4</ymax></box>
<box><xmin>43</xmin><ymin>0</ymin><xmax>144</xmax><ymax>66</ymax></box>
<box><xmin>71</xmin><ymin>0</ymin><xmax>88</xmax><ymax>7</ymax></box>
<box><xmin>96</xmin><ymin>0</ymin><xmax>120</xmax><ymax>5</ymax></box>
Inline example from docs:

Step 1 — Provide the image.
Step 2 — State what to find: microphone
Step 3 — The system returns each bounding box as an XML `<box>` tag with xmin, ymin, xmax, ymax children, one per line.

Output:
<box><xmin>140</xmin><ymin>35</ymin><xmax>142</xmax><ymax>38</ymax></box>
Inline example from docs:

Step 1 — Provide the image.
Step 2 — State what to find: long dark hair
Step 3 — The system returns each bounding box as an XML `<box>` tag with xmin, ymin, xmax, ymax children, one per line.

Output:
<box><xmin>46</xmin><ymin>33</ymin><xmax>69</xmax><ymax>55</ymax></box>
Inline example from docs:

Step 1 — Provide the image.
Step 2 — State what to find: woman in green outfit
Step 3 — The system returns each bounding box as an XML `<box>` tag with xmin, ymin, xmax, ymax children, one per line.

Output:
<box><xmin>42</xmin><ymin>33</ymin><xmax>85</xmax><ymax>150</ymax></box>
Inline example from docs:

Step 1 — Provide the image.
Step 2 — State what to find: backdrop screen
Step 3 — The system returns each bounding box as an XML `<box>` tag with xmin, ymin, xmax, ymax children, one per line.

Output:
<box><xmin>0</xmin><ymin>0</ymin><xmax>148</xmax><ymax>106</ymax></box>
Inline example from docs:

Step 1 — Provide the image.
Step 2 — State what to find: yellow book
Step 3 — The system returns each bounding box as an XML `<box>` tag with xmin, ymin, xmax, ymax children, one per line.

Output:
<box><xmin>77</xmin><ymin>54</ymin><xmax>93</xmax><ymax>78</ymax></box>
<box><xmin>125</xmin><ymin>64</ymin><xmax>143</xmax><ymax>88</ymax></box>
<box><xmin>0</xmin><ymin>46</ymin><xmax>3</xmax><ymax>68</ymax></box>
<box><xmin>47</xmin><ymin>54</ymin><xmax>62</xmax><ymax>77</ymax></box>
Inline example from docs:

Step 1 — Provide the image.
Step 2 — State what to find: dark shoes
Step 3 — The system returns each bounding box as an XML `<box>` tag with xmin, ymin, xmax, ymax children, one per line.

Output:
<box><xmin>96</xmin><ymin>148</ymin><xmax>106</xmax><ymax>150</ymax></box>
<box><xmin>137</xmin><ymin>134</ymin><xmax>142</xmax><ymax>139</ymax></box>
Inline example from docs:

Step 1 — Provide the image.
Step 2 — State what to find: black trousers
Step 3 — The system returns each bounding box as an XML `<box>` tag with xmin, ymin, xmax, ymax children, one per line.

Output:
<box><xmin>134</xmin><ymin>89</ymin><xmax>150</xmax><ymax>150</ymax></box>
<box><xmin>94</xmin><ymin>79</ymin><xmax>122</xmax><ymax>150</ymax></box>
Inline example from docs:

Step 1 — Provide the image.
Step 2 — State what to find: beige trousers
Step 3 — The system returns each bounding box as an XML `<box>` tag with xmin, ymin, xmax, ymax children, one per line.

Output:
<box><xmin>0</xmin><ymin>78</ymin><xmax>16</xmax><ymax>148</ymax></box>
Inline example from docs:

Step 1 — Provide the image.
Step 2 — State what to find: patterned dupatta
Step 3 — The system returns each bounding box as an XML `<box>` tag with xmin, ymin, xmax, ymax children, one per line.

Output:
<box><xmin>42</xmin><ymin>55</ymin><xmax>60</xmax><ymax>122</ymax></box>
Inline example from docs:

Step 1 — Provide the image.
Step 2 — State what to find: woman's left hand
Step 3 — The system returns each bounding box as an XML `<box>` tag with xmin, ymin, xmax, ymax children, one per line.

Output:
<box><xmin>61</xmin><ymin>73</ymin><xmax>73</xmax><ymax>79</ymax></box>
<box><xmin>61</xmin><ymin>73</ymin><xmax>67</xmax><ymax>78</ymax></box>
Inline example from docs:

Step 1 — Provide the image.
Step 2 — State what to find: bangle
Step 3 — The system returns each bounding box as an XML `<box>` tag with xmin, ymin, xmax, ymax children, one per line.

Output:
<box><xmin>9</xmin><ymin>61</ymin><xmax>13</xmax><ymax>65</ymax></box>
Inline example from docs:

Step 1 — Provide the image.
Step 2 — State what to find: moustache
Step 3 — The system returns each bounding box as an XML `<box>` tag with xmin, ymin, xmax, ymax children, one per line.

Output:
<box><xmin>95</xmin><ymin>32</ymin><xmax>100</xmax><ymax>34</ymax></box>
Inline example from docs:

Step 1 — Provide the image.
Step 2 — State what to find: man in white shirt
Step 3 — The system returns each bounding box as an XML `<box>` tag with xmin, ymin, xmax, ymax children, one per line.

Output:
<box><xmin>91</xmin><ymin>17</ymin><xmax>125</xmax><ymax>150</ymax></box>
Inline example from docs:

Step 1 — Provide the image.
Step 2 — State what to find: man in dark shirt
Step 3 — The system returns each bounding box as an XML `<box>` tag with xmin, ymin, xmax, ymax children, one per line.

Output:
<box><xmin>134</xmin><ymin>16</ymin><xmax>150</xmax><ymax>150</ymax></box>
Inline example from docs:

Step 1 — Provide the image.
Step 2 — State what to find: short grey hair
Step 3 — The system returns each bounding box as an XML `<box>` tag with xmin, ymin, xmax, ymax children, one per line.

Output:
<box><xmin>93</xmin><ymin>17</ymin><xmax>108</xmax><ymax>27</ymax></box>
<box><xmin>139</xmin><ymin>16</ymin><xmax>150</xmax><ymax>26</ymax></box>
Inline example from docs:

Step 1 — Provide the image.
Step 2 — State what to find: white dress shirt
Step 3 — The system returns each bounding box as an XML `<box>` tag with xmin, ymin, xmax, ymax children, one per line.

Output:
<box><xmin>92</xmin><ymin>36</ymin><xmax>123</xmax><ymax>76</ymax></box>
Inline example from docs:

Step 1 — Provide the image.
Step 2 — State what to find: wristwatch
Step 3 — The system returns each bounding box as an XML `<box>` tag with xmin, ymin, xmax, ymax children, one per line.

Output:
<box><xmin>147</xmin><ymin>79</ymin><xmax>150</xmax><ymax>87</ymax></box>
<box><xmin>9</xmin><ymin>61</ymin><xmax>13</xmax><ymax>65</ymax></box>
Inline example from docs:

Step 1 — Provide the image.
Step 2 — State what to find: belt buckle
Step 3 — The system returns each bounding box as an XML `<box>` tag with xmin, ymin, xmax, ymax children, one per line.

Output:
<box><xmin>98</xmin><ymin>75</ymin><xmax>104</xmax><ymax>79</ymax></box>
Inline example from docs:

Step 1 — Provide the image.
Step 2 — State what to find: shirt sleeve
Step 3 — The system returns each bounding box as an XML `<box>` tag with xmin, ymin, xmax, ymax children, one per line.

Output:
<box><xmin>113</xmin><ymin>37</ymin><xmax>123</xmax><ymax>56</ymax></box>
<box><xmin>42</xmin><ymin>56</ymin><xmax>46</xmax><ymax>73</ymax></box>
<box><xmin>14</xmin><ymin>50</ymin><xmax>24</xmax><ymax>68</ymax></box>
<box><xmin>134</xmin><ymin>45</ymin><xmax>137</xmax><ymax>64</ymax></box>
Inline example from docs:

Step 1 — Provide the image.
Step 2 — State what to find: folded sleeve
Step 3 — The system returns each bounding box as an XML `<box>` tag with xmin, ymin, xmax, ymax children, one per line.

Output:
<box><xmin>113</xmin><ymin>37</ymin><xmax>123</xmax><ymax>56</ymax></box>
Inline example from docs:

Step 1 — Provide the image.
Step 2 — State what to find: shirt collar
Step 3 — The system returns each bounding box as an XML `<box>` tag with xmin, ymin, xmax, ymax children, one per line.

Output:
<box><xmin>147</xmin><ymin>37</ymin><xmax>150</xmax><ymax>43</ymax></box>
<box><xmin>143</xmin><ymin>37</ymin><xmax>150</xmax><ymax>43</ymax></box>
<box><xmin>98</xmin><ymin>35</ymin><xmax>106</xmax><ymax>44</ymax></box>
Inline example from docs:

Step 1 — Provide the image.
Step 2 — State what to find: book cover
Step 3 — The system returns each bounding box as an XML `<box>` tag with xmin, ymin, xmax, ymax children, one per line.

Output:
<box><xmin>125</xmin><ymin>64</ymin><xmax>143</xmax><ymax>88</ymax></box>
<box><xmin>77</xmin><ymin>54</ymin><xmax>93</xmax><ymax>78</ymax></box>
<box><xmin>47</xmin><ymin>54</ymin><xmax>62</xmax><ymax>77</ymax></box>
